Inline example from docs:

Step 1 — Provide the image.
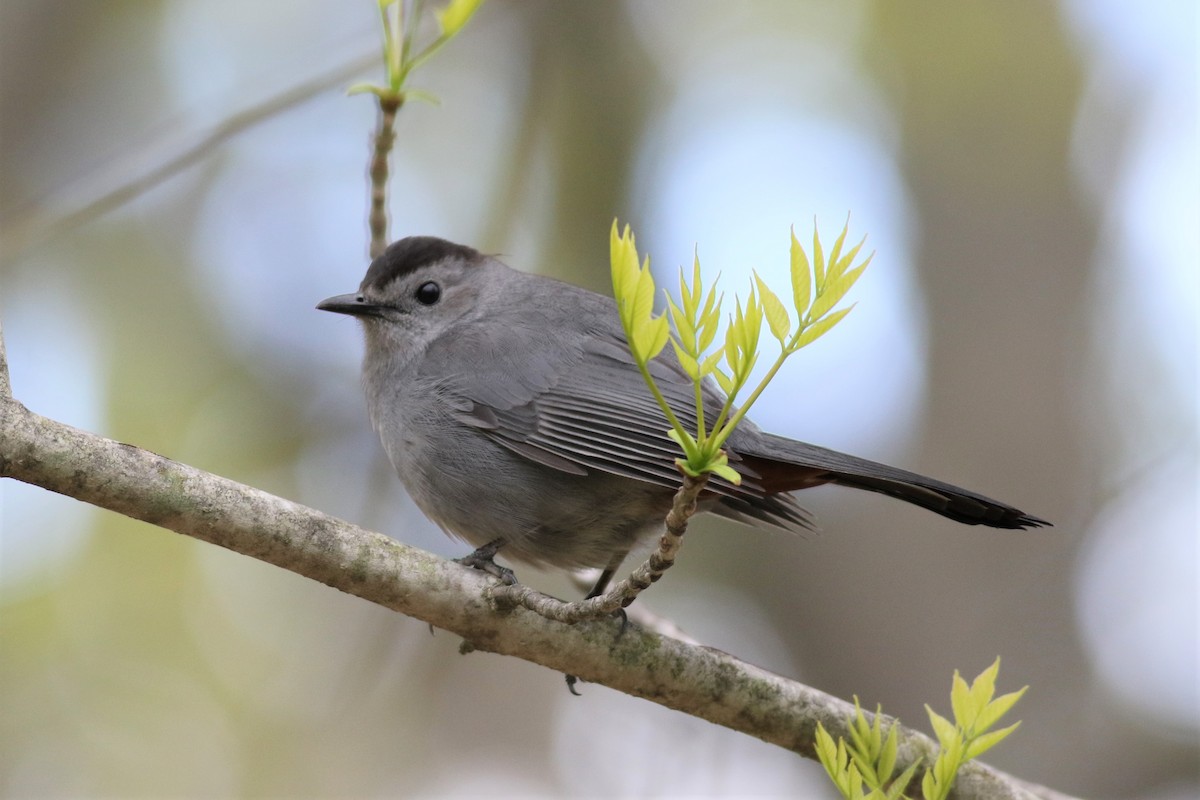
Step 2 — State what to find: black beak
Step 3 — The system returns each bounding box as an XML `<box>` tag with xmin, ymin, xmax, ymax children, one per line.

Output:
<box><xmin>317</xmin><ymin>293</ymin><xmax>386</xmax><ymax>318</ymax></box>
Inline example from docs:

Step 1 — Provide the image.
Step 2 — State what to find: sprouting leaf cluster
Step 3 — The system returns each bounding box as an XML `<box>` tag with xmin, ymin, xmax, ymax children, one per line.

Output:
<box><xmin>921</xmin><ymin>658</ymin><xmax>1028</xmax><ymax>800</ymax></box>
<box><xmin>349</xmin><ymin>0</ymin><xmax>485</xmax><ymax>104</ymax></box>
<box><xmin>816</xmin><ymin>658</ymin><xmax>1027</xmax><ymax>800</ymax></box>
<box><xmin>815</xmin><ymin>699</ymin><xmax>920</xmax><ymax>800</ymax></box>
<box><xmin>610</xmin><ymin>218</ymin><xmax>871</xmax><ymax>483</ymax></box>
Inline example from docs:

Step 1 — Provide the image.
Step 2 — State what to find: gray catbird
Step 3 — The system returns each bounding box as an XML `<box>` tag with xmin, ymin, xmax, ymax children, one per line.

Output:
<box><xmin>319</xmin><ymin>236</ymin><xmax>1047</xmax><ymax>596</ymax></box>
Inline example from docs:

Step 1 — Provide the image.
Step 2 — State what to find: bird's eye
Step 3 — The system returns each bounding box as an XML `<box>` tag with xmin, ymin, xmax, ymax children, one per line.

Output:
<box><xmin>414</xmin><ymin>281</ymin><xmax>441</xmax><ymax>305</ymax></box>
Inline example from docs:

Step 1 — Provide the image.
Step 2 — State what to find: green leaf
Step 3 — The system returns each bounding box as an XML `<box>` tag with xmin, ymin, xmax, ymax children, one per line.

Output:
<box><xmin>878</xmin><ymin>721</ymin><xmax>899</xmax><ymax>783</ymax></box>
<box><xmin>809</xmin><ymin>258</ymin><xmax>869</xmax><ymax>322</ymax></box>
<box><xmin>667</xmin><ymin>296</ymin><xmax>696</xmax><ymax>354</ymax></box>
<box><xmin>924</xmin><ymin>743</ymin><xmax>961</xmax><ymax>800</ymax></box>
<box><xmin>436</xmin><ymin>0</ymin><xmax>484</xmax><ymax>37</ymax></box>
<box><xmin>968</xmin><ymin>658</ymin><xmax>1001</xmax><ymax>716</ymax></box>
<box><xmin>709</xmin><ymin>462</ymin><xmax>742</xmax><ymax>485</ymax></box>
<box><xmin>848</xmin><ymin>743</ymin><xmax>878</xmax><ymax>788</ymax></box>
<box><xmin>815</xmin><ymin>723</ymin><xmax>843</xmax><ymax>781</ymax></box>
<box><xmin>790</xmin><ymin>227</ymin><xmax>812</xmax><ymax>315</ymax></box>
<box><xmin>935</xmin><ymin>734</ymin><xmax>965</xmax><ymax>783</ymax></box>
<box><xmin>743</xmin><ymin>290</ymin><xmax>764</xmax><ymax>356</ymax></box>
<box><xmin>347</xmin><ymin>82</ymin><xmax>389</xmax><ymax>97</ymax></box>
<box><xmin>950</xmin><ymin>670</ymin><xmax>975</xmax><ymax>730</ymax></box>
<box><xmin>724</xmin><ymin>317</ymin><xmax>743</xmax><ymax>374</ymax></box>
<box><xmin>666</xmin><ymin>426</ymin><xmax>698</xmax><ymax>454</ymax></box>
<box><xmin>964</xmin><ymin>721</ymin><xmax>1021</xmax><ymax>760</ymax></box>
<box><xmin>740</xmin><ymin>349</ymin><xmax>759</xmax><ymax>383</ymax></box>
<box><xmin>754</xmin><ymin>271</ymin><xmax>791</xmax><ymax>343</ymax></box>
<box><xmin>609</xmin><ymin>221</ymin><xmax>669</xmax><ymax>367</ymax></box>
<box><xmin>699</xmin><ymin>349</ymin><xmax>725</xmax><ymax>377</ymax></box>
<box><xmin>643</xmin><ymin>313</ymin><xmax>669</xmax><ymax>362</ymax></box>
<box><xmin>698</xmin><ymin>284</ymin><xmax>723</xmax><ymax>350</ymax></box>
<box><xmin>847</xmin><ymin>699</ymin><xmax>878</xmax><ymax>761</ymax></box>
<box><xmin>677</xmin><ymin>269</ymin><xmax>694</xmax><ymax>315</ymax></box>
<box><xmin>378</xmin><ymin>0</ymin><xmax>402</xmax><ymax>77</ymax></box>
<box><xmin>921</xmin><ymin>769</ymin><xmax>937</xmax><ymax>800</ymax></box>
<box><xmin>884</xmin><ymin>760</ymin><xmax>920</xmax><ymax>800</ymax></box>
<box><xmin>610</xmin><ymin>221</ymin><xmax>640</xmax><ymax>322</ymax></box>
<box><xmin>670</xmin><ymin>339</ymin><xmax>699</xmax><ymax>380</ymax></box>
<box><xmin>976</xmin><ymin>686</ymin><xmax>1028</xmax><ymax>733</ymax></box>
<box><xmin>834</xmin><ymin>236</ymin><xmax>867</xmax><ymax>280</ymax></box>
<box><xmin>826</xmin><ymin>218</ymin><xmax>850</xmax><ymax>283</ymax></box>
<box><xmin>631</xmin><ymin>257</ymin><xmax>656</xmax><ymax>336</ymax></box>
<box><xmin>612</xmin><ymin>223</ymin><xmax>639</xmax><ymax>303</ymax></box>
<box><xmin>848</xmin><ymin>707</ymin><xmax>871</xmax><ymax>757</ymax></box>
<box><xmin>922</xmin><ymin>736</ymin><xmax>965</xmax><ymax>800</ymax></box>
<box><xmin>847</xmin><ymin>768</ymin><xmax>866</xmax><ymax>800</ymax></box>
<box><xmin>403</xmin><ymin>87</ymin><xmax>441</xmax><ymax>105</ymax></box>
<box><xmin>724</xmin><ymin>295</ymin><xmax>761</xmax><ymax>383</ymax></box>
<box><xmin>793</xmin><ymin>305</ymin><xmax>854</xmax><ymax>349</ymax></box>
<box><xmin>713</xmin><ymin>367</ymin><xmax>734</xmax><ymax>395</ymax></box>
<box><xmin>924</xmin><ymin>706</ymin><xmax>957</xmax><ymax>750</ymax></box>
<box><xmin>682</xmin><ymin>256</ymin><xmax>700</xmax><ymax>314</ymax></box>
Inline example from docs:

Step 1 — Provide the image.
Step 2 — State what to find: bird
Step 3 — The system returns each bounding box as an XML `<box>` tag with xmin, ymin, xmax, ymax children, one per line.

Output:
<box><xmin>319</xmin><ymin>236</ymin><xmax>1048</xmax><ymax>597</ymax></box>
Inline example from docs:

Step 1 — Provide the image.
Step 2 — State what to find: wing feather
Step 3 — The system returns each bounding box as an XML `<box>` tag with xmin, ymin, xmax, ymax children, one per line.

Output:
<box><xmin>428</xmin><ymin>288</ymin><xmax>813</xmax><ymax>533</ymax></box>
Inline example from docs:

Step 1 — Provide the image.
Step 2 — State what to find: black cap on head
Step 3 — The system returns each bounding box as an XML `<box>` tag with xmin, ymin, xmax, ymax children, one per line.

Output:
<box><xmin>361</xmin><ymin>236</ymin><xmax>481</xmax><ymax>292</ymax></box>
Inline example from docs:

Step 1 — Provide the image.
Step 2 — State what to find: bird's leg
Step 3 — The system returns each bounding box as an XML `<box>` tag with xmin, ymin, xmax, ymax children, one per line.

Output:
<box><xmin>564</xmin><ymin>551</ymin><xmax>633</xmax><ymax>694</ymax></box>
<box><xmin>585</xmin><ymin>555</ymin><xmax>631</xmax><ymax>629</ymax></box>
<box><xmin>455</xmin><ymin>537</ymin><xmax>517</xmax><ymax>585</ymax></box>
<box><xmin>585</xmin><ymin>550</ymin><xmax>630</xmax><ymax>598</ymax></box>
<box><xmin>588</xmin><ymin>550</ymin><xmax>631</xmax><ymax>634</ymax></box>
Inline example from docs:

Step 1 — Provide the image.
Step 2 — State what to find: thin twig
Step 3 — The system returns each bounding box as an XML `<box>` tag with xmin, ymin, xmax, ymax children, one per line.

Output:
<box><xmin>368</xmin><ymin>95</ymin><xmax>402</xmax><ymax>258</ymax></box>
<box><xmin>488</xmin><ymin>472</ymin><xmax>709</xmax><ymax>621</ymax></box>
<box><xmin>567</xmin><ymin>571</ymin><xmax>702</xmax><ymax>644</ymax></box>
<box><xmin>0</xmin><ymin>52</ymin><xmax>378</xmax><ymax>266</ymax></box>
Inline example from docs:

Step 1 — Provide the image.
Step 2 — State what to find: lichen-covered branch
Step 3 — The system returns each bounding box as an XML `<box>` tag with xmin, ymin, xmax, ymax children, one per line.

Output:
<box><xmin>0</xmin><ymin>322</ymin><xmax>1072</xmax><ymax>800</ymax></box>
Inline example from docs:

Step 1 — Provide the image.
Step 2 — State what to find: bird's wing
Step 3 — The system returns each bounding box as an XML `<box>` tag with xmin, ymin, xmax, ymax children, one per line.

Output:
<box><xmin>418</xmin><ymin>282</ymin><xmax>1043</xmax><ymax>533</ymax></box>
<box><xmin>423</xmin><ymin>310</ymin><xmax>812</xmax><ymax>533</ymax></box>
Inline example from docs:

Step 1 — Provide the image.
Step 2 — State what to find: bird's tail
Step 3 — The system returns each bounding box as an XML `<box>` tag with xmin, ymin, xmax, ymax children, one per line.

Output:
<box><xmin>738</xmin><ymin>433</ymin><xmax>1049</xmax><ymax>530</ymax></box>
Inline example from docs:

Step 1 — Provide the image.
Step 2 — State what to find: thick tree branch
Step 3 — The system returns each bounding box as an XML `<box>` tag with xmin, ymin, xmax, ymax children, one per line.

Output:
<box><xmin>0</xmin><ymin>322</ymin><xmax>1072</xmax><ymax>800</ymax></box>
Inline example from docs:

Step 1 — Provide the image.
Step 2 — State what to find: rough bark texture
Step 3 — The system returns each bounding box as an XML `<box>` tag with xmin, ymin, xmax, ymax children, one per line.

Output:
<box><xmin>0</xmin><ymin>323</ymin><xmax>1073</xmax><ymax>800</ymax></box>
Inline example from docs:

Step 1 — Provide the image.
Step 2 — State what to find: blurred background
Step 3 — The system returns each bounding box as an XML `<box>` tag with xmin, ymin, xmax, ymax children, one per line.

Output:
<box><xmin>1</xmin><ymin>1</ymin><xmax>1196</xmax><ymax>797</ymax></box>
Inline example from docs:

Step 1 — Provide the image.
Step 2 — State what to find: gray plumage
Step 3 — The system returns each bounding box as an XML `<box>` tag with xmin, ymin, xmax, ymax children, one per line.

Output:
<box><xmin>319</xmin><ymin>237</ymin><xmax>1047</xmax><ymax>575</ymax></box>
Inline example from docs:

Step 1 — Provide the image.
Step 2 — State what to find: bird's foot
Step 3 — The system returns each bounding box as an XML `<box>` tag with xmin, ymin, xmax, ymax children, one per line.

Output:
<box><xmin>455</xmin><ymin>538</ymin><xmax>518</xmax><ymax>585</ymax></box>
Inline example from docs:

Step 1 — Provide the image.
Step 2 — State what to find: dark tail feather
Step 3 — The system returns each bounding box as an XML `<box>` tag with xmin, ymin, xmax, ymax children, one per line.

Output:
<box><xmin>739</xmin><ymin>433</ymin><xmax>1049</xmax><ymax>530</ymax></box>
<box><xmin>823</xmin><ymin>472</ymin><xmax>1047</xmax><ymax>528</ymax></box>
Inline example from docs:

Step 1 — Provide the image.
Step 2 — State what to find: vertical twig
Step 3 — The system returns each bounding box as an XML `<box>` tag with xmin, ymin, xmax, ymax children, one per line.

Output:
<box><xmin>368</xmin><ymin>95</ymin><xmax>402</xmax><ymax>258</ymax></box>
<box><xmin>356</xmin><ymin>0</ymin><xmax>484</xmax><ymax>256</ymax></box>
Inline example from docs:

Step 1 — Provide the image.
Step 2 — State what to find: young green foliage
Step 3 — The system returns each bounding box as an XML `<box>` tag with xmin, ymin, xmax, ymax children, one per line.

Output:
<box><xmin>817</xmin><ymin>660</ymin><xmax>1026</xmax><ymax>800</ymax></box>
<box><xmin>817</xmin><ymin>700</ymin><xmax>921</xmax><ymax>800</ymax></box>
<box><xmin>609</xmin><ymin>217</ymin><xmax>871</xmax><ymax>484</ymax></box>
<box><xmin>349</xmin><ymin>0</ymin><xmax>484</xmax><ymax>104</ymax></box>
<box><xmin>816</xmin><ymin>724</ymin><xmax>868</xmax><ymax>800</ymax></box>
<box><xmin>922</xmin><ymin>658</ymin><xmax>1028</xmax><ymax>800</ymax></box>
